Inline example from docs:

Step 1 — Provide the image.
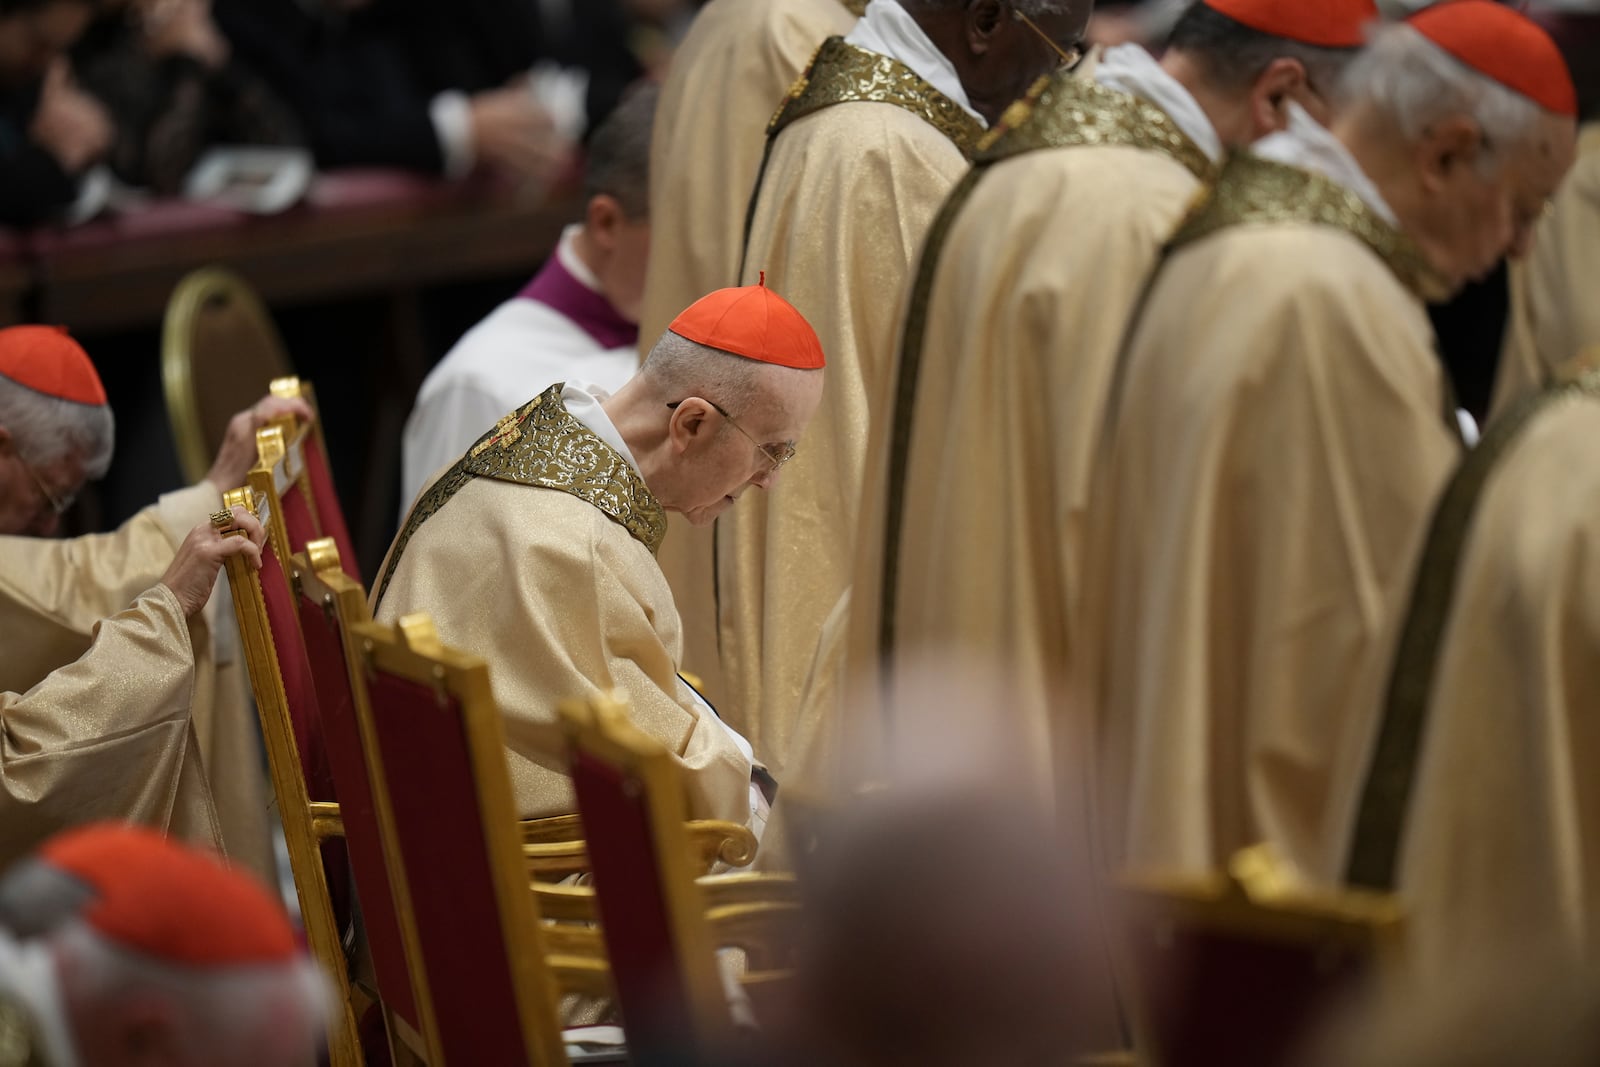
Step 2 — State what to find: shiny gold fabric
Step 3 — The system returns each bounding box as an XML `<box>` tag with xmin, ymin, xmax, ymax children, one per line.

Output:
<box><xmin>0</xmin><ymin>484</ymin><xmax>270</xmax><ymax>879</ymax></box>
<box><xmin>1321</xmin><ymin>392</ymin><xmax>1600</xmax><ymax>980</ymax></box>
<box><xmin>638</xmin><ymin>0</ymin><xmax>861</xmax><ymax>718</ymax></box>
<box><xmin>1496</xmin><ymin>123</ymin><xmax>1600</xmax><ymax>416</ymax></box>
<box><xmin>816</xmin><ymin>76</ymin><xmax>1215</xmax><ymax>802</ymax></box>
<box><xmin>1080</xmin><ymin>157</ymin><xmax>1463</xmax><ymax>879</ymax></box>
<box><xmin>0</xmin><ymin>584</ymin><xmax>222</xmax><ymax>865</ymax></box>
<box><xmin>374</xmin><ymin>394</ymin><xmax>753</xmax><ymax>825</ymax></box>
<box><xmin>719</xmin><ymin>45</ymin><xmax>977</xmax><ymax>780</ymax></box>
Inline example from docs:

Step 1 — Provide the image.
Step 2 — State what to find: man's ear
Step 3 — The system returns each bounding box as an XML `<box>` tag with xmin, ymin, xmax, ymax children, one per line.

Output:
<box><xmin>1416</xmin><ymin>114</ymin><xmax>1483</xmax><ymax>193</ymax></box>
<box><xmin>0</xmin><ymin>427</ymin><xmax>13</xmax><ymax>457</ymax></box>
<box><xmin>667</xmin><ymin>398</ymin><xmax>715</xmax><ymax>454</ymax></box>
<box><xmin>966</xmin><ymin>0</ymin><xmax>1004</xmax><ymax>55</ymax></box>
<box><xmin>1248</xmin><ymin>58</ymin><xmax>1309</xmax><ymax>138</ymax></box>
<box><xmin>585</xmin><ymin>193</ymin><xmax>625</xmax><ymax>251</ymax></box>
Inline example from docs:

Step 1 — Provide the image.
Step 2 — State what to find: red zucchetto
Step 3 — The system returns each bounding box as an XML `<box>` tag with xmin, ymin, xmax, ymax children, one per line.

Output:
<box><xmin>1408</xmin><ymin>0</ymin><xmax>1578</xmax><ymax>117</ymax></box>
<box><xmin>1203</xmin><ymin>0</ymin><xmax>1380</xmax><ymax>48</ymax></box>
<box><xmin>0</xmin><ymin>325</ymin><xmax>106</xmax><ymax>406</ymax></box>
<box><xmin>668</xmin><ymin>275</ymin><xmax>825</xmax><ymax>370</ymax></box>
<box><xmin>40</xmin><ymin>823</ymin><xmax>298</xmax><ymax>968</ymax></box>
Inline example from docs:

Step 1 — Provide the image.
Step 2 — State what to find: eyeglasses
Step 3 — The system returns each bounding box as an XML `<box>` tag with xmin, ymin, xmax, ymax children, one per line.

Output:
<box><xmin>666</xmin><ymin>399</ymin><xmax>797</xmax><ymax>472</ymax></box>
<box><xmin>1012</xmin><ymin>8</ymin><xmax>1085</xmax><ymax>72</ymax></box>
<box><xmin>21</xmin><ymin>457</ymin><xmax>75</xmax><ymax>516</ymax></box>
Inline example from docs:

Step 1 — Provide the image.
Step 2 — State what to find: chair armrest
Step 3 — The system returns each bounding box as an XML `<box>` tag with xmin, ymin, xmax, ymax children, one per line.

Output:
<box><xmin>309</xmin><ymin>801</ymin><xmax>344</xmax><ymax>841</ymax></box>
<box><xmin>685</xmin><ymin>820</ymin><xmax>758</xmax><ymax>872</ymax></box>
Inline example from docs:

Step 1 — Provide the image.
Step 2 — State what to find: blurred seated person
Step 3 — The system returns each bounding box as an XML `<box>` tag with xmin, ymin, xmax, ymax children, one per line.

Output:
<box><xmin>0</xmin><ymin>822</ymin><xmax>332</xmax><ymax>1066</ymax></box>
<box><xmin>213</xmin><ymin>0</ymin><xmax>577</xmax><ymax>183</ymax></box>
<box><xmin>0</xmin><ymin>0</ymin><xmax>113</xmax><ymax>226</ymax></box>
<box><xmin>400</xmin><ymin>85</ymin><xmax>655</xmax><ymax>510</ymax></box>
<box><xmin>71</xmin><ymin>0</ymin><xmax>304</xmax><ymax>197</ymax></box>
<box><xmin>0</xmin><ymin>325</ymin><xmax>310</xmax><ymax>874</ymax></box>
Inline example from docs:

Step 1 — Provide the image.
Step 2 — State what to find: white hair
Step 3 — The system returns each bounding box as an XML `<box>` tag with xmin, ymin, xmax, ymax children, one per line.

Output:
<box><xmin>1343</xmin><ymin>23</ymin><xmax>1546</xmax><ymax>176</ymax></box>
<box><xmin>52</xmin><ymin>920</ymin><xmax>334</xmax><ymax>1064</ymax></box>
<box><xmin>0</xmin><ymin>376</ymin><xmax>113</xmax><ymax>478</ymax></box>
<box><xmin>638</xmin><ymin>330</ymin><xmax>773</xmax><ymax>417</ymax></box>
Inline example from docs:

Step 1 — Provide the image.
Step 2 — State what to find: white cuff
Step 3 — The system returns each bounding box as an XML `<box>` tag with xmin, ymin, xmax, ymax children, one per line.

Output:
<box><xmin>429</xmin><ymin>90</ymin><xmax>475</xmax><ymax>178</ymax></box>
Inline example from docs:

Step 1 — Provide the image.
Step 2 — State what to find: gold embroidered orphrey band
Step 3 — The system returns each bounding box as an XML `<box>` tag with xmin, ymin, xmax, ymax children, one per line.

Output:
<box><xmin>877</xmin><ymin>73</ymin><xmax>1215</xmax><ymax>663</ymax></box>
<box><xmin>1168</xmin><ymin>152</ymin><xmax>1448</xmax><ymax>302</ymax></box>
<box><xmin>376</xmin><ymin>385</ymin><xmax>668</xmax><ymax>606</ymax></box>
<box><xmin>1345</xmin><ymin>370</ymin><xmax>1600</xmax><ymax>891</ymax></box>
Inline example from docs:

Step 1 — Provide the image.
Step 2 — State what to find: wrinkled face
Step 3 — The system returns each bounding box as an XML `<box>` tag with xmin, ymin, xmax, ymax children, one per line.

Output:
<box><xmin>0</xmin><ymin>434</ymin><xmax>83</xmax><ymax>536</ymax></box>
<box><xmin>1419</xmin><ymin>113</ymin><xmax>1575</xmax><ymax>294</ymax></box>
<box><xmin>0</xmin><ymin>0</ymin><xmax>92</xmax><ymax>88</ymax></box>
<box><xmin>665</xmin><ymin>371</ymin><xmax>824</xmax><ymax>526</ymax></box>
<box><xmin>959</xmin><ymin>2</ymin><xmax>1092</xmax><ymax>125</ymax></box>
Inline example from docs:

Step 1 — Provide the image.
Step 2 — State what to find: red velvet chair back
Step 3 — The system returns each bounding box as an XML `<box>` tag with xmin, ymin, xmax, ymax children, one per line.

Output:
<box><xmin>347</xmin><ymin>614</ymin><xmax>567</xmax><ymax>1067</ymax></box>
<box><xmin>292</xmin><ymin>542</ymin><xmax>418</xmax><ymax>1036</ymax></box>
<box><xmin>560</xmin><ymin>695</ymin><xmax>732</xmax><ymax>1060</ymax></box>
<box><xmin>259</xmin><ymin>376</ymin><xmax>360</xmax><ymax>579</ymax></box>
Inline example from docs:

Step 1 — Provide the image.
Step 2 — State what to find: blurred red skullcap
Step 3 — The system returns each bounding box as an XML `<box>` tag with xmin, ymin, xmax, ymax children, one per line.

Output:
<box><xmin>1203</xmin><ymin>0</ymin><xmax>1379</xmax><ymax>47</ymax></box>
<box><xmin>668</xmin><ymin>275</ymin><xmax>825</xmax><ymax>370</ymax></box>
<box><xmin>1409</xmin><ymin>0</ymin><xmax>1577</xmax><ymax>116</ymax></box>
<box><xmin>39</xmin><ymin>823</ymin><xmax>297</xmax><ymax>968</ymax></box>
<box><xmin>0</xmin><ymin>325</ymin><xmax>106</xmax><ymax>406</ymax></box>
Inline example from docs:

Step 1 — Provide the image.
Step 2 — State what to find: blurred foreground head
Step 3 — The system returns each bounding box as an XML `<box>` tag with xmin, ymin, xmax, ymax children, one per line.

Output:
<box><xmin>0</xmin><ymin>823</ymin><xmax>332</xmax><ymax>1067</ymax></box>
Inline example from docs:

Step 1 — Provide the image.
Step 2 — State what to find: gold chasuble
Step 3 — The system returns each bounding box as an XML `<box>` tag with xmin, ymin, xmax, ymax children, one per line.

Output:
<box><xmin>1331</xmin><ymin>374</ymin><xmax>1600</xmax><ymax>982</ymax></box>
<box><xmin>823</xmin><ymin>71</ymin><xmax>1215</xmax><ymax>798</ymax></box>
<box><xmin>641</xmin><ymin>0</ymin><xmax>862</xmax><ymax>716</ymax></box>
<box><xmin>0</xmin><ymin>584</ymin><xmax>223</xmax><ymax>866</ymax></box>
<box><xmin>1495</xmin><ymin>123</ymin><xmax>1600</xmax><ymax>416</ymax></box>
<box><xmin>1083</xmin><ymin>154</ymin><xmax>1462</xmax><ymax>879</ymax></box>
<box><xmin>0</xmin><ymin>485</ymin><xmax>270</xmax><ymax>878</ymax></box>
<box><xmin>375</xmin><ymin>385</ymin><xmax>754</xmax><ymax>825</ymax></box>
<box><xmin>721</xmin><ymin>36</ymin><xmax>983</xmax><ymax>779</ymax></box>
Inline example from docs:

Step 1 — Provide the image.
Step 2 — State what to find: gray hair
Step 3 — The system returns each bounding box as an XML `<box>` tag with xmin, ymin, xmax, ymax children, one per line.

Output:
<box><xmin>1342</xmin><ymin>22</ymin><xmax>1545</xmax><ymax>175</ymax></box>
<box><xmin>52</xmin><ymin>920</ymin><xmax>333</xmax><ymax>1063</ymax></box>
<box><xmin>584</xmin><ymin>83</ymin><xmax>657</xmax><ymax>219</ymax></box>
<box><xmin>0</xmin><ymin>375</ymin><xmax>113</xmax><ymax>478</ymax></box>
<box><xmin>0</xmin><ymin>860</ymin><xmax>94</xmax><ymax>940</ymax></box>
<box><xmin>638</xmin><ymin>329</ymin><xmax>770</xmax><ymax>418</ymax></box>
<box><xmin>1166</xmin><ymin>1</ymin><xmax>1364</xmax><ymax>96</ymax></box>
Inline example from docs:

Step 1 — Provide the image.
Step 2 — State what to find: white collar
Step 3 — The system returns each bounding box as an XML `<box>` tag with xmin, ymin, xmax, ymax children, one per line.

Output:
<box><xmin>554</xmin><ymin>223</ymin><xmax>603</xmax><ymax>292</ymax></box>
<box><xmin>0</xmin><ymin>937</ymin><xmax>78</xmax><ymax>1067</ymax></box>
<box><xmin>560</xmin><ymin>381</ymin><xmax>641</xmax><ymax>473</ymax></box>
<box><xmin>1092</xmin><ymin>44</ymin><xmax>1223</xmax><ymax>164</ymax></box>
<box><xmin>1254</xmin><ymin>102</ymin><xmax>1398</xmax><ymax>224</ymax></box>
<box><xmin>845</xmin><ymin>0</ymin><xmax>986</xmax><ymax>126</ymax></box>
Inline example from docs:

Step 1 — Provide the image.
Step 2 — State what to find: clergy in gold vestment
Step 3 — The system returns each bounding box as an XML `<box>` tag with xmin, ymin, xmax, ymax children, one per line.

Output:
<box><xmin>1082</xmin><ymin>9</ymin><xmax>1576</xmax><ymax>878</ymax></box>
<box><xmin>1326</xmin><ymin>375</ymin><xmax>1600</xmax><ymax>985</ymax></box>
<box><xmin>0</xmin><ymin>507</ymin><xmax>269</xmax><ymax>866</ymax></box>
<box><xmin>723</xmin><ymin>0</ymin><xmax>1088</xmax><ymax>779</ymax></box>
<box><xmin>0</xmin><ymin>327</ymin><xmax>308</xmax><ymax>879</ymax></box>
<box><xmin>1495</xmin><ymin>121</ymin><xmax>1600</xmax><ymax>415</ymax></box>
<box><xmin>830</xmin><ymin>0</ymin><xmax>1377</xmax><ymax>798</ymax></box>
<box><xmin>376</xmin><ymin>285</ymin><xmax>825</xmax><ymax>827</ymax></box>
<box><xmin>640</xmin><ymin>0</ymin><xmax>862</xmax><ymax>718</ymax></box>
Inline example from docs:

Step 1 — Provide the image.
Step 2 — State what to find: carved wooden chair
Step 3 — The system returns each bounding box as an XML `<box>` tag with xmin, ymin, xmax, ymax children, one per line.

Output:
<box><xmin>1115</xmin><ymin>845</ymin><xmax>1404</xmax><ymax>1067</ymax></box>
<box><xmin>162</xmin><ymin>266</ymin><xmax>293</xmax><ymax>485</ymax></box>
<box><xmin>246</xmin><ymin>382</ymin><xmax>359</xmax><ymax>579</ymax></box>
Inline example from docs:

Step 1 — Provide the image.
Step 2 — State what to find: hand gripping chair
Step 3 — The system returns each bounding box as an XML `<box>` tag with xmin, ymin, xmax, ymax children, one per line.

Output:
<box><xmin>557</xmin><ymin>693</ymin><xmax>804</xmax><ymax>1062</ymax></box>
<box><xmin>1115</xmin><ymin>845</ymin><xmax>1404</xmax><ymax>1067</ymax></box>
<box><xmin>342</xmin><ymin>611</ymin><xmax>575</xmax><ymax>1067</ymax></box>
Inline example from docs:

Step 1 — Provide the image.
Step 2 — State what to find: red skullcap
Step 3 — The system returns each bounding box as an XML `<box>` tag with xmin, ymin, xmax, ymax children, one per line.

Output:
<box><xmin>0</xmin><ymin>325</ymin><xmax>106</xmax><ymax>406</ymax></box>
<box><xmin>1409</xmin><ymin>0</ymin><xmax>1578</xmax><ymax>117</ymax></box>
<box><xmin>668</xmin><ymin>275</ymin><xmax>825</xmax><ymax>370</ymax></box>
<box><xmin>1203</xmin><ymin>0</ymin><xmax>1380</xmax><ymax>48</ymax></box>
<box><xmin>40</xmin><ymin>823</ymin><xmax>297</xmax><ymax>968</ymax></box>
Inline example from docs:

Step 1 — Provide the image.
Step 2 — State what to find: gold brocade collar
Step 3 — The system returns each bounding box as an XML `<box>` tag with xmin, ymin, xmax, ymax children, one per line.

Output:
<box><xmin>1168</xmin><ymin>152</ymin><xmax>1449</xmax><ymax>301</ymax></box>
<box><xmin>769</xmin><ymin>37</ymin><xmax>986</xmax><ymax>159</ymax></box>
<box><xmin>977</xmin><ymin>70</ymin><xmax>1214</xmax><ymax>180</ymax></box>
<box><xmin>376</xmin><ymin>386</ymin><xmax>667</xmax><ymax>605</ymax></box>
<box><xmin>841</xmin><ymin>0</ymin><xmax>869</xmax><ymax>14</ymax></box>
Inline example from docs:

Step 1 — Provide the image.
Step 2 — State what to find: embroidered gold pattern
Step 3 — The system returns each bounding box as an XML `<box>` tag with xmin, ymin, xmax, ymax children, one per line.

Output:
<box><xmin>1170</xmin><ymin>152</ymin><xmax>1448</xmax><ymax>300</ymax></box>
<box><xmin>768</xmin><ymin>37</ymin><xmax>985</xmax><ymax>159</ymax></box>
<box><xmin>976</xmin><ymin>70</ymin><xmax>1214</xmax><ymax>180</ymax></box>
<box><xmin>377</xmin><ymin>385</ymin><xmax>667</xmax><ymax>604</ymax></box>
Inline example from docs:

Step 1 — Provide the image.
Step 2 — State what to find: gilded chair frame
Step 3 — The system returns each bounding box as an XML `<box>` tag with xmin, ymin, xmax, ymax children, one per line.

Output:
<box><xmin>220</xmin><ymin>486</ymin><xmax>362</xmax><ymax>1067</ymax></box>
<box><xmin>557</xmin><ymin>693</ymin><xmax>738</xmax><ymax>1050</ymax></box>
<box><xmin>346</xmin><ymin>612</ymin><xmax>570</xmax><ymax>1067</ymax></box>
<box><xmin>162</xmin><ymin>267</ymin><xmax>294</xmax><ymax>484</ymax></box>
